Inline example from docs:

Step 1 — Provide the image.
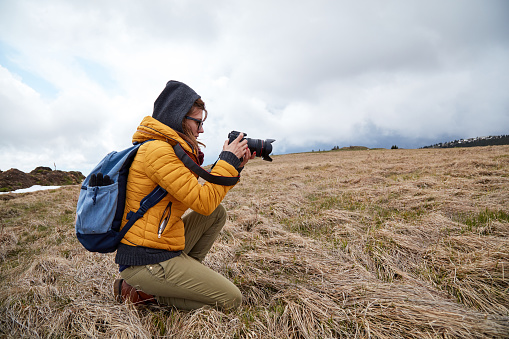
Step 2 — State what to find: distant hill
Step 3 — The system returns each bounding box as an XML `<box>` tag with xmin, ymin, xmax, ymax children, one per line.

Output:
<box><xmin>421</xmin><ymin>135</ymin><xmax>509</xmax><ymax>149</ymax></box>
<box><xmin>0</xmin><ymin>167</ymin><xmax>84</xmax><ymax>192</ymax></box>
<box><xmin>332</xmin><ymin>146</ymin><xmax>370</xmax><ymax>151</ymax></box>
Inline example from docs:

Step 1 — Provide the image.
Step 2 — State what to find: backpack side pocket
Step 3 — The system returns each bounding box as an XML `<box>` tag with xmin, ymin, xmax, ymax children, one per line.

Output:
<box><xmin>76</xmin><ymin>182</ymin><xmax>118</xmax><ymax>235</ymax></box>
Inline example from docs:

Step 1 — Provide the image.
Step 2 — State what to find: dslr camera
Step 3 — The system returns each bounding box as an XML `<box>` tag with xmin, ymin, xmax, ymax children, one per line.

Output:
<box><xmin>228</xmin><ymin>131</ymin><xmax>275</xmax><ymax>162</ymax></box>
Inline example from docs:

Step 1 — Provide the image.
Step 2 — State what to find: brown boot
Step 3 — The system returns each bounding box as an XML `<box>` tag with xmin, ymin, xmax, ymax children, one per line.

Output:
<box><xmin>113</xmin><ymin>279</ymin><xmax>157</xmax><ymax>306</ymax></box>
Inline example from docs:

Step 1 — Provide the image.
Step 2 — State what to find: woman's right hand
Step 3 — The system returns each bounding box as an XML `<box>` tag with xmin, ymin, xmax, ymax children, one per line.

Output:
<box><xmin>222</xmin><ymin>133</ymin><xmax>249</xmax><ymax>159</ymax></box>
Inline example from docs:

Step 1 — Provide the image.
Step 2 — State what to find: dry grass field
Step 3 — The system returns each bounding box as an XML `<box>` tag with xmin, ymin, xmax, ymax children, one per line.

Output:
<box><xmin>1</xmin><ymin>145</ymin><xmax>508</xmax><ymax>338</ymax></box>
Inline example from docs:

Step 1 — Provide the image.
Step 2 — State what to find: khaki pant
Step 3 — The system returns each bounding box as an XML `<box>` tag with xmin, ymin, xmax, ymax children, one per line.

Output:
<box><xmin>120</xmin><ymin>204</ymin><xmax>242</xmax><ymax>311</ymax></box>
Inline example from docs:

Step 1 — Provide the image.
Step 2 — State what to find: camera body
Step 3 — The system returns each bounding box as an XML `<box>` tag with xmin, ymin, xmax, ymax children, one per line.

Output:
<box><xmin>228</xmin><ymin>131</ymin><xmax>275</xmax><ymax>162</ymax></box>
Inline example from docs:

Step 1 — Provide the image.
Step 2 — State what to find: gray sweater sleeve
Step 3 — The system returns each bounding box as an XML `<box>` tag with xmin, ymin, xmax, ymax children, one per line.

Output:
<box><xmin>219</xmin><ymin>151</ymin><xmax>242</xmax><ymax>170</ymax></box>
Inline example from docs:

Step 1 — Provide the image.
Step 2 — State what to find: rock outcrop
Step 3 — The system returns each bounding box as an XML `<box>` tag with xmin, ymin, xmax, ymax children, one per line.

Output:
<box><xmin>0</xmin><ymin>167</ymin><xmax>84</xmax><ymax>192</ymax></box>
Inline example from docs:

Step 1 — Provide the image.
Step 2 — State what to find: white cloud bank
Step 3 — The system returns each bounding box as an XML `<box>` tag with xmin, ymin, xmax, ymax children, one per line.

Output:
<box><xmin>0</xmin><ymin>0</ymin><xmax>508</xmax><ymax>174</ymax></box>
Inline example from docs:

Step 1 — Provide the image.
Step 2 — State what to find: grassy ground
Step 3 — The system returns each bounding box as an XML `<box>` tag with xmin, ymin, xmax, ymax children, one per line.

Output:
<box><xmin>1</xmin><ymin>146</ymin><xmax>508</xmax><ymax>338</ymax></box>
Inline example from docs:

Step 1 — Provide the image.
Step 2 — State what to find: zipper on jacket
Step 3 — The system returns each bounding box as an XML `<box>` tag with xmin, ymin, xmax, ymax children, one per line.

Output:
<box><xmin>157</xmin><ymin>202</ymin><xmax>172</xmax><ymax>238</ymax></box>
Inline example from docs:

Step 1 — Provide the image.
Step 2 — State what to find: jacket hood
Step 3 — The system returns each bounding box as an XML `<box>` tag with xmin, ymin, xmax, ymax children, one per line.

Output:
<box><xmin>152</xmin><ymin>80</ymin><xmax>201</xmax><ymax>133</ymax></box>
<box><xmin>133</xmin><ymin>116</ymin><xmax>196</xmax><ymax>155</ymax></box>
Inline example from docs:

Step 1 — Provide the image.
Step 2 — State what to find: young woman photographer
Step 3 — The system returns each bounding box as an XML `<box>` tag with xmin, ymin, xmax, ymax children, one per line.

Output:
<box><xmin>113</xmin><ymin>80</ymin><xmax>254</xmax><ymax>310</ymax></box>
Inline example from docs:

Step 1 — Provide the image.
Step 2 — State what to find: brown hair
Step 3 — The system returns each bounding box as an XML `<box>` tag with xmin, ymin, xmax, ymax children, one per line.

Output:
<box><xmin>180</xmin><ymin>98</ymin><xmax>207</xmax><ymax>151</ymax></box>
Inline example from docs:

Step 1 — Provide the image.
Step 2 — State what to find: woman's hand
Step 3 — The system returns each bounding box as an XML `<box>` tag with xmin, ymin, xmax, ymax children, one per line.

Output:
<box><xmin>223</xmin><ymin>133</ymin><xmax>248</xmax><ymax>158</ymax></box>
<box><xmin>240</xmin><ymin>147</ymin><xmax>256</xmax><ymax>167</ymax></box>
<box><xmin>222</xmin><ymin>133</ymin><xmax>255</xmax><ymax>167</ymax></box>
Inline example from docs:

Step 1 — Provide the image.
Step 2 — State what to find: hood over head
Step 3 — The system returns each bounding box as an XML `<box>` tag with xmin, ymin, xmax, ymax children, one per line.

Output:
<box><xmin>152</xmin><ymin>80</ymin><xmax>201</xmax><ymax>133</ymax></box>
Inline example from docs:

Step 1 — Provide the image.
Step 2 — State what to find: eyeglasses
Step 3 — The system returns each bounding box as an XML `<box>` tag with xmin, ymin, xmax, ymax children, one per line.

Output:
<box><xmin>185</xmin><ymin>116</ymin><xmax>204</xmax><ymax>129</ymax></box>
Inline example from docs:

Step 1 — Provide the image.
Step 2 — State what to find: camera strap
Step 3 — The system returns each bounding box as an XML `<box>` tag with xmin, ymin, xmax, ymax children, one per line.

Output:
<box><xmin>173</xmin><ymin>143</ymin><xmax>240</xmax><ymax>186</ymax></box>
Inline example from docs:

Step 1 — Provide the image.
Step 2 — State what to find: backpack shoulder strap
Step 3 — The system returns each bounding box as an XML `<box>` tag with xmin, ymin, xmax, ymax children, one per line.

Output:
<box><xmin>119</xmin><ymin>186</ymin><xmax>167</xmax><ymax>240</ymax></box>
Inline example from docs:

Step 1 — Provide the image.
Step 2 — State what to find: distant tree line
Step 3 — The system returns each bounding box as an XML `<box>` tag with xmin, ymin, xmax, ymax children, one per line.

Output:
<box><xmin>330</xmin><ymin>146</ymin><xmax>369</xmax><ymax>151</ymax></box>
<box><xmin>313</xmin><ymin>135</ymin><xmax>508</xmax><ymax>153</ymax></box>
<box><xmin>421</xmin><ymin>135</ymin><xmax>509</xmax><ymax>149</ymax></box>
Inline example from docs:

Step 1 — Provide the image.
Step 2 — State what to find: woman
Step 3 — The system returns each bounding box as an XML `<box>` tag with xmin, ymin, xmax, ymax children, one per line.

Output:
<box><xmin>113</xmin><ymin>80</ymin><xmax>254</xmax><ymax>311</ymax></box>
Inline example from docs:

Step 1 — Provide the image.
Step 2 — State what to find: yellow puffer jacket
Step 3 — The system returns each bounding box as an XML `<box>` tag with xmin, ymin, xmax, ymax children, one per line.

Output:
<box><xmin>119</xmin><ymin>116</ymin><xmax>239</xmax><ymax>251</ymax></box>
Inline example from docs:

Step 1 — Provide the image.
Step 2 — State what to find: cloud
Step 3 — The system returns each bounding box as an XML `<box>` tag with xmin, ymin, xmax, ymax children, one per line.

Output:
<box><xmin>0</xmin><ymin>0</ymin><xmax>508</xmax><ymax>173</ymax></box>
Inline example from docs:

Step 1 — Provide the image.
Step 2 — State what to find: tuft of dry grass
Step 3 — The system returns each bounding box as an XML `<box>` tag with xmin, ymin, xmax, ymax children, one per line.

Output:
<box><xmin>1</xmin><ymin>145</ymin><xmax>508</xmax><ymax>338</ymax></box>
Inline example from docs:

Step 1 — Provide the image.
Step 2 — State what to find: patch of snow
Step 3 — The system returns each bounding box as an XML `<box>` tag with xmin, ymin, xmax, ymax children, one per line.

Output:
<box><xmin>0</xmin><ymin>185</ymin><xmax>61</xmax><ymax>194</ymax></box>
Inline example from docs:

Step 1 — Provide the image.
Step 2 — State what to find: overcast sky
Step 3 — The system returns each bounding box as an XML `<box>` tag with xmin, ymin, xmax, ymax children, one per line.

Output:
<box><xmin>1</xmin><ymin>0</ymin><xmax>508</xmax><ymax>174</ymax></box>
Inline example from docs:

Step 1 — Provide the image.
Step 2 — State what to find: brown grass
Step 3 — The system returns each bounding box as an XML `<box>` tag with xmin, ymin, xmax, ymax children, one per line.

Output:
<box><xmin>1</xmin><ymin>145</ymin><xmax>508</xmax><ymax>338</ymax></box>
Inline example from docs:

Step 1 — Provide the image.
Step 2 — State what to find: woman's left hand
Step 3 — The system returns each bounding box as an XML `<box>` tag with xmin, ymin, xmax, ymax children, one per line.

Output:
<box><xmin>240</xmin><ymin>148</ymin><xmax>256</xmax><ymax>167</ymax></box>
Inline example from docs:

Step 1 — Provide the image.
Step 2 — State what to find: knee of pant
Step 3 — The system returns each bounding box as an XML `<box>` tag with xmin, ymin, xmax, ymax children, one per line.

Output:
<box><xmin>225</xmin><ymin>288</ymin><xmax>243</xmax><ymax>310</ymax></box>
<box><xmin>215</xmin><ymin>204</ymin><xmax>226</xmax><ymax>219</ymax></box>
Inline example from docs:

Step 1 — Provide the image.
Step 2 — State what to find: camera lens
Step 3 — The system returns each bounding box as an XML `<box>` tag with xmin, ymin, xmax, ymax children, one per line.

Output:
<box><xmin>247</xmin><ymin>138</ymin><xmax>275</xmax><ymax>161</ymax></box>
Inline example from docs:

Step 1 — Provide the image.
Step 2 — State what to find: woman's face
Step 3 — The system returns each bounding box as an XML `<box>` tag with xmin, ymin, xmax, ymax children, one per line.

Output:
<box><xmin>185</xmin><ymin>107</ymin><xmax>205</xmax><ymax>138</ymax></box>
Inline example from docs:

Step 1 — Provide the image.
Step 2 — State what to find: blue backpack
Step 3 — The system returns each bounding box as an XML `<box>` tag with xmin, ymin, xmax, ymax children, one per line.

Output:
<box><xmin>75</xmin><ymin>140</ymin><xmax>239</xmax><ymax>253</ymax></box>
